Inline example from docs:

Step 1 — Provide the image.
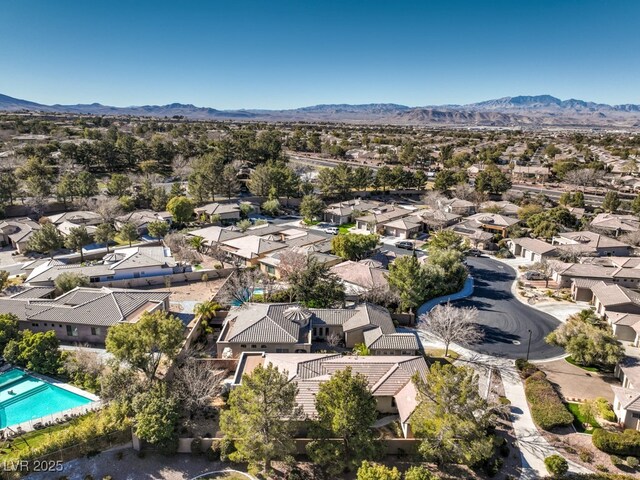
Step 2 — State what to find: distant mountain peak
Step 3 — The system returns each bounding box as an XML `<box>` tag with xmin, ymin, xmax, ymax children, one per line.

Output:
<box><xmin>0</xmin><ymin>92</ymin><xmax>639</xmax><ymax>127</ymax></box>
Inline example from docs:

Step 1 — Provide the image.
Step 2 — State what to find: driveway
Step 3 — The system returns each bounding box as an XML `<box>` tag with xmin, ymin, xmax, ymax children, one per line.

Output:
<box><xmin>455</xmin><ymin>256</ymin><xmax>564</xmax><ymax>360</ymax></box>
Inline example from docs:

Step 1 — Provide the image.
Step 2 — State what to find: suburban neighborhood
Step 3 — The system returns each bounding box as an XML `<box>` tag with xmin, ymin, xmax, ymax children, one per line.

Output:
<box><xmin>2</xmin><ymin>1</ymin><xmax>640</xmax><ymax>480</ymax></box>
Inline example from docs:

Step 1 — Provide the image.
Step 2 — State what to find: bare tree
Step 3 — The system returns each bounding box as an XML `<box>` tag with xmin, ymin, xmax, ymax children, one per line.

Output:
<box><xmin>359</xmin><ymin>281</ymin><xmax>399</xmax><ymax>308</ymax></box>
<box><xmin>565</xmin><ymin>169</ymin><xmax>598</xmax><ymax>190</ymax></box>
<box><xmin>326</xmin><ymin>332</ymin><xmax>342</xmax><ymax>348</ymax></box>
<box><xmin>620</xmin><ymin>230</ymin><xmax>640</xmax><ymax>247</ymax></box>
<box><xmin>417</xmin><ymin>303</ymin><xmax>483</xmax><ymax>357</ymax></box>
<box><xmin>87</xmin><ymin>197</ymin><xmax>122</xmax><ymax>223</ymax></box>
<box><xmin>421</xmin><ymin>191</ymin><xmax>448</xmax><ymax>211</ymax></box>
<box><xmin>278</xmin><ymin>251</ymin><xmax>308</xmax><ymax>301</ymax></box>
<box><xmin>453</xmin><ymin>183</ymin><xmax>487</xmax><ymax>206</ymax></box>
<box><xmin>172</xmin><ymin>356</ymin><xmax>225</xmax><ymax>413</ymax></box>
<box><xmin>219</xmin><ymin>268</ymin><xmax>268</xmax><ymax>307</ymax></box>
<box><xmin>530</xmin><ymin>260</ymin><xmax>553</xmax><ymax>287</ymax></box>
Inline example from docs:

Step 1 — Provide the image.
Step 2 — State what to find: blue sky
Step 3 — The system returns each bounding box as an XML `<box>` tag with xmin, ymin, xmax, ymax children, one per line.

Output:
<box><xmin>1</xmin><ymin>0</ymin><xmax>639</xmax><ymax>109</ymax></box>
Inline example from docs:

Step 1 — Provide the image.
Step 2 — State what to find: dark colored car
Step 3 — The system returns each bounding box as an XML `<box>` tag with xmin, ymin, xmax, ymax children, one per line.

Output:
<box><xmin>396</xmin><ymin>241</ymin><xmax>414</xmax><ymax>250</ymax></box>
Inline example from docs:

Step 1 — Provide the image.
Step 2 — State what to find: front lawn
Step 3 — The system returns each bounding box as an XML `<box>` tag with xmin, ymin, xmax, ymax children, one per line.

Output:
<box><xmin>565</xmin><ymin>356</ymin><xmax>613</xmax><ymax>373</ymax></box>
<box><xmin>339</xmin><ymin>222</ymin><xmax>355</xmax><ymax>234</ymax></box>
<box><xmin>566</xmin><ymin>402</ymin><xmax>600</xmax><ymax>434</ymax></box>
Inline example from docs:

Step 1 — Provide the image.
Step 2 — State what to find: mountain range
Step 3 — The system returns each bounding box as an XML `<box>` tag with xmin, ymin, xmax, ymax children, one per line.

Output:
<box><xmin>2</xmin><ymin>93</ymin><xmax>640</xmax><ymax>128</ymax></box>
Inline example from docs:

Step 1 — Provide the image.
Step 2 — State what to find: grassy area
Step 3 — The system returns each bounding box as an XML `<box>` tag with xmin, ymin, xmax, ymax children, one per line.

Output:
<box><xmin>113</xmin><ymin>234</ymin><xmax>142</xmax><ymax>247</ymax></box>
<box><xmin>339</xmin><ymin>222</ymin><xmax>355</xmax><ymax>234</ymax></box>
<box><xmin>565</xmin><ymin>356</ymin><xmax>612</xmax><ymax>373</ymax></box>
<box><xmin>423</xmin><ymin>347</ymin><xmax>460</xmax><ymax>366</ymax></box>
<box><xmin>566</xmin><ymin>402</ymin><xmax>600</xmax><ymax>434</ymax></box>
<box><xmin>303</xmin><ymin>220</ymin><xmax>320</xmax><ymax>226</ymax></box>
<box><xmin>0</xmin><ymin>423</ymin><xmax>69</xmax><ymax>461</ymax></box>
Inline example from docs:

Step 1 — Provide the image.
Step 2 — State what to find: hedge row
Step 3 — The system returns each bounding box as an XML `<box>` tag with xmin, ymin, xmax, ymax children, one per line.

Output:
<box><xmin>592</xmin><ymin>428</ymin><xmax>640</xmax><ymax>457</ymax></box>
<box><xmin>524</xmin><ymin>372</ymin><xmax>574</xmax><ymax>431</ymax></box>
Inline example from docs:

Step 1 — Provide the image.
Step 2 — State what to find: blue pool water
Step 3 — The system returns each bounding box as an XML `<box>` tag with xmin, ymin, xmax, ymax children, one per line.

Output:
<box><xmin>0</xmin><ymin>368</ymin><xmax>93</xmax><ymax>428</ymax></box>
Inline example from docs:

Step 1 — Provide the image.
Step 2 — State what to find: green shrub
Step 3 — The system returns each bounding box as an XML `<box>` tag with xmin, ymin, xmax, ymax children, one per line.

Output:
<box><xmin>593</xmin><ymin>429</ymin><xmax>640</xmax><ymax>456</ymax></box>
<box><xmin>579</xmin><ymin>449</ymin><xmax>593</xmax><ymax>463</ymax></box>
<box><xmin>525</xmin><ymin>373</ymin><xmax>574</xmax><ymax>430</ymax></box>
<box><xmin>219</xmin><ymin>437</ymin><xmax>236</xmax><ymax>462</ymax></box>
<box><xmin>404</xmin><ymin>465</ymin><xmax>439</xmax><ymax>480</ymax></box>
<box><xmin>610</xmin><ymin>455</ymin><xmax>624</xmax><ymax>466</ymax></box>
<box><xmin>102</xmin><ymin>477</ymin><xmax>113</xmax><ymax>480</ymax></box>
<box><xmin>595</xmin><ymin>397</ymin><xmax>617</xmax><ymax>422</ymax></box>
<box><xmin>545</xmin><ymin>454</ymin><xmax>569</xmax><ymax>478</ymax></box>
<box><xmin>627</xmin><ymin>456</ymin><xmax>639</xmax><ymax>468</ymax></box>
<box><xmin>515</xmin><ymin>359</ymin><xmax>539</xmax><ymax>378</ymax></box>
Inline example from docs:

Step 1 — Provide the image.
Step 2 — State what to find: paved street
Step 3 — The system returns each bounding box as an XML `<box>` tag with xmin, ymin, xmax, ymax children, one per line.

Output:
<box><xmin>456</xmin><ymin>256</ymin><xmax>564</xmax><ymax>360</ymax></box>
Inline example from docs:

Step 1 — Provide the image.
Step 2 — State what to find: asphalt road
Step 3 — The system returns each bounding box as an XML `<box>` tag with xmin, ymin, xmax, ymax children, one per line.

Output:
<box><xmin>455</xmin><ymin>256</ymin><xmax>564</xmax><ymax>360</ymax></box>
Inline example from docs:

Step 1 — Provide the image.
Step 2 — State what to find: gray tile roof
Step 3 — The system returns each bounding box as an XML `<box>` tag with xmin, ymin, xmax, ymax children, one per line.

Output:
<box><xmin>0</xmin><ymin>287</ymin><xmax>169</xmax><ymax>327</ymax></box>
<box><xmin>241</xmin><ymin>353</ymin><xmax>429</xmax><ymax>419</ymax></box>
<box><xmin>363</xmin><ymin>327</ymin><xmax>420</xmax><ymax>351</ymax></box>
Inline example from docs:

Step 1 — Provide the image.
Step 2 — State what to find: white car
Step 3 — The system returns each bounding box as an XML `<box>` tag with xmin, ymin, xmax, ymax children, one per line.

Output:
<box><xmin>324</xmin><ymin>227</ymin><xmax>339</xmax><ymax>235</ymax></box>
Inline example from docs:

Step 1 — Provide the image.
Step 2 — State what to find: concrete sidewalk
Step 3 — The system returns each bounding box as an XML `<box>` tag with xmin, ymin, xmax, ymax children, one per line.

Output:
<box><xmin>415</xmin><ymin>330</ymin><xmax>591</xmax><ymax>479</ymax></box>
<box><xmin>416</xmin><ymin>277</ymin><xmax>474</xmax><ymax>316</ymax></box>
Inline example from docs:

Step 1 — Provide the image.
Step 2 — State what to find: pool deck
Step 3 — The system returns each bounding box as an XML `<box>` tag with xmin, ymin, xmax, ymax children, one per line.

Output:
<box><xmin>0</xmin><ymin>367</ymin><xmax>101</xmax><ymax>435</ymax></box>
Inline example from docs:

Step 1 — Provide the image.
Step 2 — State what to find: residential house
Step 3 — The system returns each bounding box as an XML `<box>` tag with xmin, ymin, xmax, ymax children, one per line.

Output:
<box><xmin>231</xmin><ymin>352</ymin><xmax>428</xmax><ymax>438</ymax></box>
<box><xmin>439</xmin><ymin>198</ymin><xmax>476</xmax><ymax>216</ymax></box>
<box><xmin>611</xmin><ymin>386</ymin><xmax>640</xmax><ymax>430</ymax></box>
<box><xmin>217</xmin><ymin>302</ymin><xmax>420</xmax><ymax>358</ymax></box>
<box><xmin>382</xmin><ymin>217</ymin><xmax>422</xmax><ymax>239</ymax></box>
<box><xmin>413</xmin><ymin>209</ymin><xmax>461</xmax><ymax>232</ymax></box>
<box><xmin>25</xmin><ymin>245</ymin><xmax>179</xmax><ymax>286</ymax></box>
<box><xmin>330</xmin><ymin>260</ymin><xmax>389</xmax><ymax>298</ymax></box>
<box><xmin>186</xmin><ymin>225</ymin><xmax>245</xmax><ymax>252</ymax></box>
<box><xmin>258</xmin><ymin>248</ymin><xmax>342</xmax><ymax>279</ymax></box>
<box><xmin>0</xmin><ymin>218</ymin><xmax>41</xmax><ymax>253</ymax></box>
<box><xmin>354</xmin><ymin>206</ymin><xmax>412</xmax><ymax>233</ymax></box>
<box><xmin>449</xmin><ymin>224</ymin><xmax>494</xmax><ymax>250</ymax></box>
<box><xmin>512</xmin><ymin>165</ymin><xmax>551</xmax><ymax>182</ymax></box>
<box><xmin>0</xmin><ymin>286</ymin><xmax>170</xmax><ymax>344</ymax></box>
<box><xmin>480</xmin><ymin>201</ymin><xmax>520</xmax><ymax>217</ymax></box>
<box><xmin>552</xmin><ymin>231</ymin><xmax>632</xmax><ymax>257</ymax></box>
<box><xmin>194</xmin><ymin>202</ymin><xmax>241</xmax><ymax>223</ymax></box>
<box><xmin>115</xmin><ymin>210</ymin><xmax>172</xmax><ymax>235</ymax></box>
<box><xmin>461</xmin><ymin>213</ymin><xmax>520</xmax><ymax>236</ymax></box>
<box><xmin>590</xmin><ymin>213</ymin><xmax>640</xmax><ymax>237</ymax></box>
<box><xmin>221</xmin><ymin>235</ymin><xmax>288</xmax><ymax>266</ymax></box>
<box><xmin>323</xmin><ymin>199</ymin><xmax>380</xmax><ymax>225</ymax></box>
<box><xmin>590</xmin><ymin>281</ymin><xmax>640</xmax><ymax>343</ymax></box>
<box><xmin>507</xmin><ymin>237</ymin><xmax>558</xmax><ymax>262</ymax></box>
<box><xmin>47</xmin><ymin>210</ymin><xmax>102</xmax><ymax>227</ymax></box>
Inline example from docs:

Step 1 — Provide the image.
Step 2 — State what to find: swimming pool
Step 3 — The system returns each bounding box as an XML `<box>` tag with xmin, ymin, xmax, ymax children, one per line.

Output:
<box><xmin>0</xmin><ymin>368</ymin><xmax>93</xmax><ymax>429</ymax></box>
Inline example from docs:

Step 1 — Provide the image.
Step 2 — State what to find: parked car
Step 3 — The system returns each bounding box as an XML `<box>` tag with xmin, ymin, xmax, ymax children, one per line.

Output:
<box><xmin>523</xmin><ymin>271</ymin><xmax>546</xmax><ymax>280</ymax></box>
<box><xmin>324</xmin><ymin>226</ymin><xmax>339</xmax><ymax>235</ymax></box>
<box><xmin>467</xmin><ymin>249</ymin><xmax>482</xmax><ymax>257</ymax></box>
<box><xmin>396</xmin><ymin>241</ymin><xmax>414</xmax><ymax>250</ymax></box>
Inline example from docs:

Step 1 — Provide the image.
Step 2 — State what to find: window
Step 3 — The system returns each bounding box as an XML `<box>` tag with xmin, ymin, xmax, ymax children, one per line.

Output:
<box><xmin>58</xmin><ymin>324</ymin><xmax>62</xmax><ymax>328</ymax></box>
<box><xmin>43</xmin><ymin>323</ymin><xmax>47</xmax><ymax>327</ymax></box>
<box><xmin>260</xmin><ymin>345</ymin><xmax>267</xmax><ymax>349</ymax></box>
<box><xmin>240</xmin><ymin>344</ymin><xmax>246</xmax><ymax>348</ymax></box>
<box><xmin>633</xmin><ymin>413</ymin><xmax>640</xmax><ymax>419</ymax></box>
<box><xmin>266</xmin><ymin>265</ymin><xmax>275</xmax><ymax>275</ymax></box>
<box><xmin>66</xmin><ymin>325</ymin><xmax>78</xmax><ymax>337</ymax></box>
<box><xmin>91</xmin><ymin>327</ymin><xmax>101</xmax><ymax>336</ymax></box>
<box><xmin>276</xmin><ymin>348</ymin><xmax>289</xmax><ymax>353</ymax></box>
<box><xmin>31</xmin><ymin>322</ymin><xmax>39</xmax><ymax>327</ymax></box>
<box><xmin>251</xmin><ymin>344</ymin><xmax>257</xmax><ymax>348</ymax></box>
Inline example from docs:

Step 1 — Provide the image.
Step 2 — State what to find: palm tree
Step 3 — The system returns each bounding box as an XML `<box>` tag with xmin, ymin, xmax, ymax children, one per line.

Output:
<box><xmin>188</xmin><ymin>235</ymin><xmax>206</xmax><ymax>253</ymax></box>
<box><xmin>194</xmin><ymin>300</ymin><xmax>221</xmax><ymax>322</ymax></box>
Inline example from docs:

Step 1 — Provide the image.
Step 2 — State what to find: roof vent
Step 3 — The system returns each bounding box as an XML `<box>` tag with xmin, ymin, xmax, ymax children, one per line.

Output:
<box><xmin>283</xmin><ymin>306</ymin><xmax>312</xmax><ymax>325</ymax></box>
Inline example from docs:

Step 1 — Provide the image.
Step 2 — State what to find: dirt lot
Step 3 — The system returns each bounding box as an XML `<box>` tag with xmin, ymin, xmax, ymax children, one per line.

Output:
<box><xmin>543</xmin><ymin>428</ymin><xmax>640</xmax><ymax>476</ymax></box>
<box><xmin>135</xmin><ymin>277</ymin><xmax>227</xmax><ymax>304</ymax></box>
